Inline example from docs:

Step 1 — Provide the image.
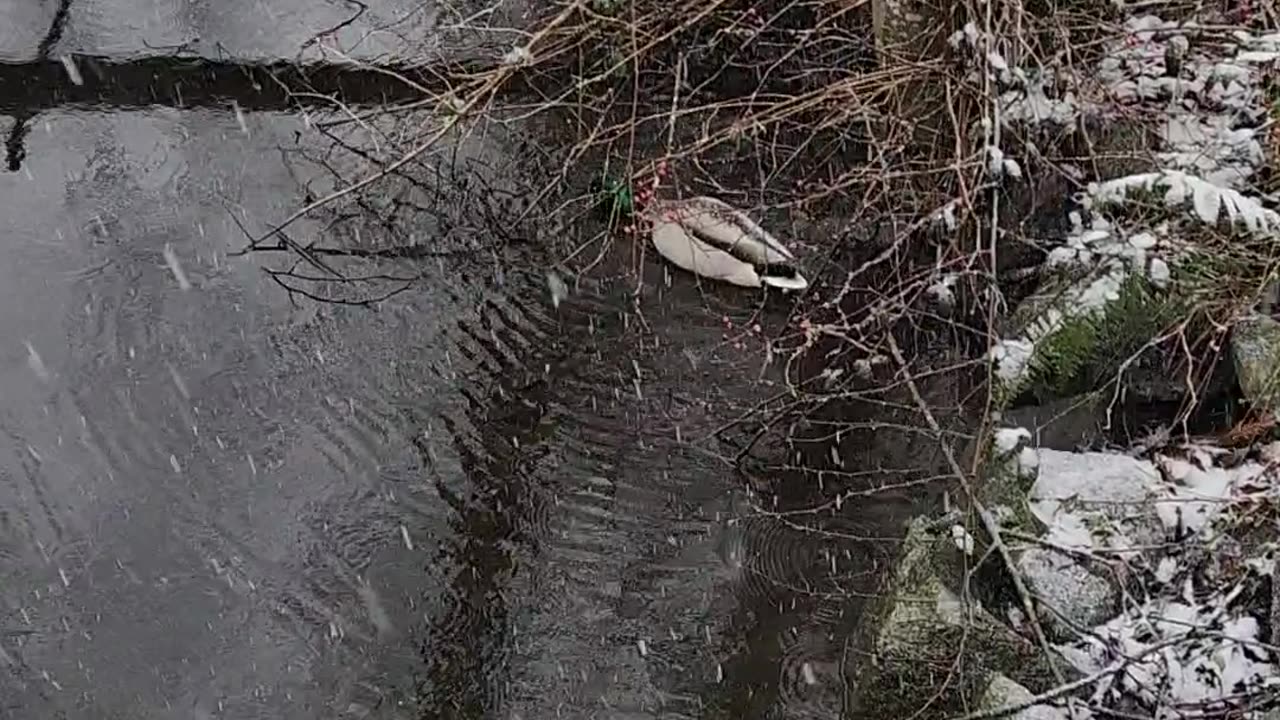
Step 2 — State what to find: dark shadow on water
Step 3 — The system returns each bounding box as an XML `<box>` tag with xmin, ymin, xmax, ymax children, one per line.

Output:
<box><xmin>0</xmin><ymin>55</ymin><xmax>434</xmax><ymax>115</ymax></box>
<box><xmin>388</xmin><ymin>245</ymin><xmax>913</xmax><ymax>718</ymax></box>
<box><xmin>1</xmin><ymin>54</ymin><xmax>446</xmax><ymax>171</ymax></box>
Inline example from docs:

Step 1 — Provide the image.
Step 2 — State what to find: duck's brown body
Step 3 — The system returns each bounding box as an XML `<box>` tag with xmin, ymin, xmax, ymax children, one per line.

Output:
<box><xmin>644</xmin><ymin>196</ymin><xmax>808</xmax><ymax>290</ymax></box>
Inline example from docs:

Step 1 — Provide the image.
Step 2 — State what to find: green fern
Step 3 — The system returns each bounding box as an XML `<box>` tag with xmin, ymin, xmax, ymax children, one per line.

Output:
<box><xmin>1027</xmin><ymin>313</ymin><xmax>1099</xmax><ymax>395</ymax></box>
<box><xmin>1025</xmin><ymin>273</ymin><xmax>1185</xmax><ymax>399</ymax></box>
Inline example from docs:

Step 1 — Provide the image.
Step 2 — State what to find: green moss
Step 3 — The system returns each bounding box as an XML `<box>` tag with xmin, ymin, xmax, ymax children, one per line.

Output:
<box><xmin>979</xmin><ymin>454</ymin><xmax>1039</xmax><ymax>533</ymax></box>
<box><xmin>1233</xmin><ymin>314</ymin><xmax>1280</xmax><ymax>416</ymax></box>
<box><xmin>842</xmin><ymin>518</ymin><xmax>1071</xmax><ymax>720</ymax></box>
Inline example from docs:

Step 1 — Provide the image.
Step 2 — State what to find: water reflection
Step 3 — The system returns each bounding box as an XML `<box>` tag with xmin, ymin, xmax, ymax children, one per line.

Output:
<box><xmin>0</xmin><ymin>107</ymin><xmax>464</xmax><ymax>718</ymax></box>
<box><xmin>0</xmin><ymin>56</ymin><xmax>433</xmax><ymax>115</ymax></box>
<box><xmin>0</xmin><ymin>89</ymin><xmax>911</xmax><ymax>720</ymax></box>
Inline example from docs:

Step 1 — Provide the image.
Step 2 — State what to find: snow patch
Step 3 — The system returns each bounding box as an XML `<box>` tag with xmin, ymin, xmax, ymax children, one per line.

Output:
<box><xmin>1089</xmin><ymin>171</ymin><xmax>1280</xmax><ymax>235</ymax></box>
<box><xmin>1012</xmin><ymin>440</ymin><xmax>1280</xmax><ymax>716</ymax></box>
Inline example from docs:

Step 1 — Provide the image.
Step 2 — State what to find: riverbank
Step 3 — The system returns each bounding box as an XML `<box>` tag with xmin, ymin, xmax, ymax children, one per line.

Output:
<box><xmin>832</xmin><ymin>1</ymin><xmax>1280</xmax><ymax>718</ymax></box>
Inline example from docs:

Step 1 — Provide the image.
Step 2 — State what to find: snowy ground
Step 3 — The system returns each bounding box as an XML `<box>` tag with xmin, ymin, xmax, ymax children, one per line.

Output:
<box><xmin>972</xmin><ymin>5</ymin><xmax>1280</xmax><ymax>718</ymax></box>
<box><xmin>987</xmin><ymin>11</ymin><xmax>1280</xmax><ymax>395</ymax></box>
<box><xmin>999</xmin><ymin>436</ymin><xmax>1280</xmax><ymax>718</ymax></box>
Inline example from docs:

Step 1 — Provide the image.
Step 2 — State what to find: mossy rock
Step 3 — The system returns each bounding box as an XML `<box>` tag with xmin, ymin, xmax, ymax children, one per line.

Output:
<box><xmin>957</xmin><ymin>426</ymin><xmax>1041</xmax><ymax>550</ymax></box>
<box><xmin>975</xmin><ymin>429</ymin><xmax>1043</xmax><ymax>534</ymax></box>
<box><xmin>1232</xmin><ymin>314</ymin><xmax>1280</xmax><ymax>419</ymax></box>
<box><xmin>843</xmin><ymin>517</ymin><xmax>1073</xmax><ymax>720</ymax></box>
<box><xmin>979</xmin><ymin>673</ymin><xmax>1070</xmax><ymax>719</ymax></box>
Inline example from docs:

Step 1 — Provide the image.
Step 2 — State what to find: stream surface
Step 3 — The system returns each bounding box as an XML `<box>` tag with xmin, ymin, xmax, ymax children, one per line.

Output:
<box><xmin>0</xmin><ymin>2</ymin><xmax>926</xmax><ymax>718</ymax></box>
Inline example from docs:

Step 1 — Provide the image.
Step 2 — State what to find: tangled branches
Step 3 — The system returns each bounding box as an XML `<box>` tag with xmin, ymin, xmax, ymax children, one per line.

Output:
<box><xmin>232</xmin><ymin>0</ymin><xmax>1146</xmax><ymax>471</ymax></box>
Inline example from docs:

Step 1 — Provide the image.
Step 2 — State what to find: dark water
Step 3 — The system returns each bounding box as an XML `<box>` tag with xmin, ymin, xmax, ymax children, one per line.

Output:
<box><xmin>0</xmin><ymin>4</ymin><xmax>927</xmax><ymax>719</ymax></box>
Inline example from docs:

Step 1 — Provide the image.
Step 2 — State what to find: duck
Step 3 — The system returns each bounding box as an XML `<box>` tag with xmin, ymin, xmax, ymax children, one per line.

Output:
<box><xmin>640</xmin><ymin>196</ymin><xmax>809</xmax><ymax>291</ymax></box>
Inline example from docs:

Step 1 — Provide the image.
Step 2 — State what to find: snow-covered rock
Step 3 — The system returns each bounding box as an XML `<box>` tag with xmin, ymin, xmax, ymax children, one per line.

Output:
<box><xmin>1018</xmin><ymin>547</ymin><xmax>1116</xmax><ymax>636</ymax></box>
<box><xmin>1063</xmin><ymin>592</ymin><xmax>1279</xmax><ymax>714</ymax></box>
<box><xmin>1153</xmin><ymin>446</ymin><xmax>1263</xmax><ymax>540</ymax></box>
<box><xmin>1030</xmin><ymin>449</ymin><xmax>1163</xmax><ymax>553</ymax></box>
<box><xmin>1001</xmin><ymin>435</ymin><xmax>1280</xmax><ymax>717</ymax></box>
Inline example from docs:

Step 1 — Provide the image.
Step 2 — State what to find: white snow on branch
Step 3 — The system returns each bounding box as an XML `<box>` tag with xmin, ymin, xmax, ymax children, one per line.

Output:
<box><xmin>1089</xmin><ymin>171</ymin><xmax>1280</xmax><ymax>235</ymax></box>
<box><xmin>991</xmin><ymin>338</ymin><xmax>1035</xmax><ymax>385</ymax></box>
<box><xmin>502</xmin><ymin>45</ymin><xmax>533</xmax><ymax>66</ymax></box>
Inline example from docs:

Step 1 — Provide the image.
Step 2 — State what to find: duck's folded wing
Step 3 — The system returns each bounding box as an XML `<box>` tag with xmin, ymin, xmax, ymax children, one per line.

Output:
<box><xmin>677</xmin><ymin>198</ymin><xmax>796</xmax><ymax>265</ymax></box>
<box><xmin>651</xmin><ymin>220</ymin><xmax>760</xmax><ymax>287</ymax></box>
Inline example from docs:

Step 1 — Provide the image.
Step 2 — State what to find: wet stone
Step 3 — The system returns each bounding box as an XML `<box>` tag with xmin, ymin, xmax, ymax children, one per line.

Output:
<box><xmin>1232</xmin><ymin>313</ymin><xmax>1280</xmax><ymax>420</ymax></box>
